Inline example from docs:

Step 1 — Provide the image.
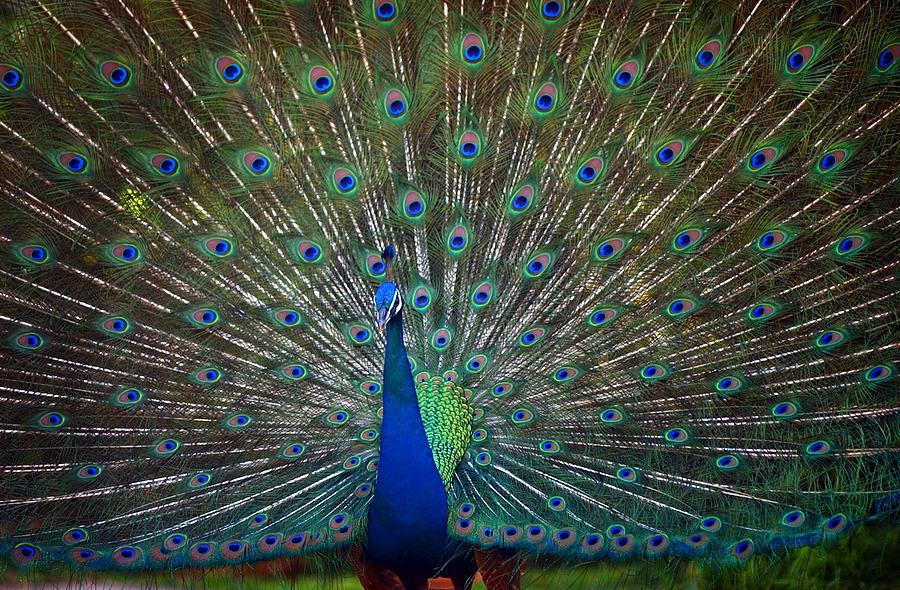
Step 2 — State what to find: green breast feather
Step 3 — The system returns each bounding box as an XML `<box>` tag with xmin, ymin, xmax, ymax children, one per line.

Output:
<box><xmin>415</xmin><ymin>374</ymin><xmax>474</xmax><ymax>489</ymax></box>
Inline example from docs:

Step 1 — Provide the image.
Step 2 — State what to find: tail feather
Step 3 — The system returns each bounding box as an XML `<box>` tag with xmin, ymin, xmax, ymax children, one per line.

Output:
<box><xmin>1</xmin><ymin>0</ymin><xmax>898</xmax><ymax>574</ymax></box>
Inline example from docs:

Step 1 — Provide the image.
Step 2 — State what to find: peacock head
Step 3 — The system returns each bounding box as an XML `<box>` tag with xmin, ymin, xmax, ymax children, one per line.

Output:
<box><xmin>374</xmin><ymin>245</ymin><xmax>402</xmax><ymax>329</ymax></box>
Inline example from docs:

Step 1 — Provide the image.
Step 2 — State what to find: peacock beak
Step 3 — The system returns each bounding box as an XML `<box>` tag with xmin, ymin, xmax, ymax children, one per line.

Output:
<box><xmin>376</xmin><ymin>307</ymin><xmax>390</xmax><ymax>330</ymax></box>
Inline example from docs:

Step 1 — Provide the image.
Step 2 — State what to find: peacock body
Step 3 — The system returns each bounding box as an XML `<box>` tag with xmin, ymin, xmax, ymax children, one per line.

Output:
<box><xmin>1</xmin><ymin>0</ymin><xmax>899</xmax><ymax>588</ymax></box>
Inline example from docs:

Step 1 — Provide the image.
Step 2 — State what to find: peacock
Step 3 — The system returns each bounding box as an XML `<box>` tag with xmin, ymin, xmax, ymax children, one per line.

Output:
<box><xmin>1</xmin><ymin>0</ymin><xmax>899</xmax><ymax>588</ymax></box>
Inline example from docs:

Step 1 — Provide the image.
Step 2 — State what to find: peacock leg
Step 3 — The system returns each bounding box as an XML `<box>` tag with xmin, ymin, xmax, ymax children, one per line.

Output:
<box><xmin>474</xmin><ymin>549</ymin><xmax>523</xmax><ymax>590</ymax></box>
<box><xmin>345</xmin><ymin>545</ymin><xmax>405</xmax><ymax>590</ymax></box>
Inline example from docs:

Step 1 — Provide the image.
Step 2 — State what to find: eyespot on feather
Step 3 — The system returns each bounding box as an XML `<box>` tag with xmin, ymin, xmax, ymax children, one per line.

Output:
<box><xmin>666</xmin><ymin>298</ymin><xmax>698</xmax><ymax>317</ymax></box>
<box><xmin>225</xmin><ymin>414</ymin><xmax>251</xmax><ymax>428</ymax></box>
<box><xmin>216</xmin><ymin>57</ymin><xmax>244</xmax><ymax>83</ymax></box>
<box><xmin>309</xmin><ymin>66</ymin><xmax>335</xmax><ymax>95</ymax></box>
<box><xmin>374</xmin><ymin>0</ymin><xmax>397</xmax><ymax>23</ymax></box>
<box><xmin>431</xmin><ymin>328</ymin><xmax>452</xmax><ymax>350</ymax></box>
<box><xmin>786</xmin><ymin>45</ymin><xmax>814</xmax><ymax>73</ymax></box>
<box><xmin>746</xmin><ymin>147</ymin><xmax>777</xmax><ymax>171</ymax></box>
<box><xmin>326</xmin><ymin>410</ymin><xmax>350</xmax><ymax>425</ymax></box>
<box><xmin>671</xmin><ymin>229</ymin><xmax>703</xmax><ymax>251</ymax></box>
<box><xmin>113</xmin><ymin>546</ymin><xmax>141</xmax><ymax>566</ymax></box>
<box><xmin>594</xmin><ymin>237</ymin><xmax>629</xmax><ymax>262</ymax></box>
<box><xmin>13</xmin><ymin>331</ymin><xmax>45</xmax><ymax>351</ymax></box>
<box><xmin>492</xmin><ymin>382</ymin><xmax>513</xmax><ymax>397</ymax></box>
<box><xmin>465</xmin><ymin>353</ymin><xmax>488</xmax><ymax>373</ymax></box>
<box><xmin>100</xmin><ymin>316</ymin><xmax>131</xmax><ymax>335</ymax></box>
<box><xmin>664</xmin><ymin>427</ymin><xmax>689</xmax><ymax>444</ymax></box>
<box><xmin>189</xmin><ymin>543</ymin><xmax>215</xmax><ymax>562</ymax></box>
<box><xmin>151</xmin><ymin>155</ymin><xmax>179</xmax><ymax>176</ymax></box>
<box><xmin>576</xmin><ymin>157</ymin><xmax>605</xmax><ymax>185</ymax></box>
<box><xmin>534</xmin><ymin>82</ymin><xmax>557</xmax><ymax>113</ymax></box>
<box><xmin>876</xmin><ymin>44</ymin><xmax>899</xmax><ymax>72</ymax></box>
<box><xmin>834</xmin><ymin>235</ymin><xmax>868</xmax><ymax>256</ymax></box>
<box><xmin>524</xmin><ymin>252</ymin><xmax>553</xmax><ymax>277</ymax></box>
<box><xmin>59</xmin><ymin>152</ymin><xmax>88</xmax><ymax>173</ymax></box>
<box><xmin>243</xmin><ymin>152</ymin><xmax>270</xmax><ymax>175</ymax></box>
<box><xmin>782</xmin><ymin>510</ymin><xmax>806</xmax><ymax>527</ymax></box>
<box><xmin>540</xmin><ymin>0</ymin><xmax>565</xmax><ymax>21</ymax></box>
<box><xmin>527</xmin><ymin>525</ymin><xmax>546</xmax><ymax>543</ymax></box>
<box><xmin>281</xmin><ymin>443</ymin><xmax>305</xmax><ymax>459</ymax></box>
<box><xmin>13</xmin><ymin>543</ymin><xmax>41</xmax><ymax>564</ymax></box>
<box><xmin>220</xmin><ymin>541</ymin><xmax>246</xmax><ymax>560</ymax></box>
<box><xmin>0</xmin><ymin>64</ymin><xmax>24</xmax><ymax>90</ymax></box>
<box><xmin>348</xmin><ymin>325</ymin><xmax>372</xmax><ymax>344</ymax></box>
<box><xmin>508</xmin><ymin>183</ymin><xmax>535</xmax><ymax>215</ymax></box>
<box><xmin>771</xmin><ymin>401</ymin><xmax>800</xmax><ymax>420</ymax></box>
<box><xmin>76</xmin><ymin>464</ymin><xmax>102</xmax><ymax>480</ymax></box>
<box><xmin>539</xmin><ymin>440</ymin><xmax>560</xmax><ymax>454</ymax></box>
<box><xmin>600</xmin><ymin>408</ymin><xmax>625</xmax><ymax>424</ymax></box>
<box><xmin>552</xmin><ymin>366</ymin><xmax>578</xmax><ymax>382</ymax></box>
<box><xmin>154</xmin><ymin>438</ymin><xmax>181</xmax><ymax>455</ymax></box>
<box><xmin>100</xmin><ymin>61</ymin><xmax>131</xmax><ymax>87</ymax></box>
<box><xmin>817</xmin><ymin>149</ymin><xmax>848</xmax><ymax>172</ymax></box>
<box><xmin>616</xmin><ymin>467</ymin><xmax>637</xmax><ymax>482</ymax></box>
<box><xmin>695</xmin><ymin>40</ymin><xmax>721</xmax><ymax>70</ymax></box>
<box><xmin>333</xmin><ymin>168</ymin><xmax>357</xmax><ymax>194</ymax></box>
<box><xmin>730</xmin><ymin>539</ymin><xmax>754</xmax><ymax>560</ymax></box>
<box><xmin>655</xmin><ymin>140</ymin><xmax>685</xmax><ymax>166</ymax></box>
<box><xmin>202</xmin><ymin>237</ymin><xmax>234</xmax><ymax>258</ymax></box>
<box><xmin>471</xmin><ymin>281</ymin><xmax>492</xmax><ymax>307</ymax></box>
<box><xmin>402</xmin><ymin>190</ymin><xmax>425</xmax><ymax>218</ymax></box>
<box><xmin>581</xmin><ymin>534</ymin><xmax>604</xmax><ymax>553</ymax></box>
<box><xmin>461</xmin><ymin>34</ymin><xmax>485</xmax><ymax>65</ymax></box>
<box><xmin>510</xmin><ymin>408</ymin><xmax>535</xmax><ymax>425</ymax></box>
<box><xmin>447</xmin><ymin>224</ymin><xmax>470</xmax><ymax>254</ymax></box>
<box><xmin>110</xmin><ymin>243</ymin><xmax>141</xmax><ymax>263</ymax></box>
<box><xmin>259</xmin><ymin>534</ymin><xmax>281</xmax><ymax>553</ymax></box>
<box><xmin>37</xmin><ymin>411</ymin><xmax>65</xmax><ymax>429</ymax></box>
<box><xmin>64</xmin><ymin>528</ymin><xmax>88</xmax><ymax>545</ymax></box>
<box><xmin>611</xmin><ymin>535</ymin><xmax>635</xmax><ymax>554</ymax></box>
<box><xmin>297</xmin><ymin>241</ymin><xmax>323</xmax><ymax>263</ymax></box>
<box><xmin>195</xmin><ymin>367</ymin><xmax>222</xmax><ymax>384</ymax></box>
<box><xmin>188</xmin><ymin>473</ymin><xmax>211</xmax><ymax>488</ymax></box>
<box><xmin>589</xmin><ymin>307</ymin><xmax>619</xmax><ymax>327</ymax></box>
<box><xmin>613</xmin><ymin>60</ymin><xmax>639</xmax><ymax>90</ymax></box>
<box><xmin>18</xmin><ymin>244</ymin><xmax>50</xmax><ymax>265</ymax></box>
<box><xmin>646</xmin><ymin>534</ymin><xmax>669</xmax><ymax>555</ymax></box>
<box><xmin>458</xmin><ymin>131</ymin><xmax>481</xmax><ymax>159</ymax></box>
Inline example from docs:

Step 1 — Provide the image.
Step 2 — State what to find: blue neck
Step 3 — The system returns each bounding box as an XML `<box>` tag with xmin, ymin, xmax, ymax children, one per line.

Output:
<box><xmin>367</xmin><ymin>310</ymin><xmax>449</xmax><ymax>578</ymax></box>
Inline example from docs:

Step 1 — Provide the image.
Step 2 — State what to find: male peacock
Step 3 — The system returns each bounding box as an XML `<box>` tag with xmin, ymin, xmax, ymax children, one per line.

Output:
<box><xmin>1</xmin><ymin>0</ymin><xmax>899</xmax><ymax>589</ymax></box>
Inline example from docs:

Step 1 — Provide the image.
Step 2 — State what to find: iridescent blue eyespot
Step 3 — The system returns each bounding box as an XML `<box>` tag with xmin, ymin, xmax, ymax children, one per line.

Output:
<box><xmin>578</xmin><ymin>164</ymin><xmax>596</xmax><ymax>182</ymax></box>
<box><xmin>787</xmin><ymin>42</ymin><xmax>819</xmax><ymax>73</ymax></box>
<box><xmin>875</xmin><ymin>44</ymin><xmax>899</xmax><ymax>72</ymax></box>
<box><xmin>806</xmin><ymin>440</ymin><xmax>831</xmax><ymax>455</ymax></box>
<box><xmin>216</xmin><ymin>57</ymin><xmax>244</xmax><ymax>83</ymax></box>
<box><xmin>0</xmin><ymin>65</ymin><xmax>23</xmax><ymax>90</ymax></box>
<box><xmin>101</xmin><ymin>61</ymin><xmax>131</xmax><ymax>87</ymax></box>
<box><xmin>542</xmin><ymin>0</ymin><xmax>562</xmax><ymax>19</ymax></box>
<box><xmin>536</xmin><ymin>93</ymin><xmax>553</xmax><ymax>111</ymax></box>
<box><xmin>375</xmin><ymin>1</ymin><xmax>396</xmax><ymax>21</ymax></box>
<box><xmin>309</xmin><ymin>66</ymin><xmax>334</xmax><ymax>94</ymax></box>
<box><xmin>60</xmin><ymin>153</ymin><xmax>87</xmax><ymax>173</ymax></box>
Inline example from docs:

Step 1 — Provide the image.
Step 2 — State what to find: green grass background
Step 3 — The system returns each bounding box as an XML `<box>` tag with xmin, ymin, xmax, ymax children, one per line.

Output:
<box><xmin>3</xmin><ymin>522</ymin><xmax>898</xmax><ymax>589</ymax></box>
